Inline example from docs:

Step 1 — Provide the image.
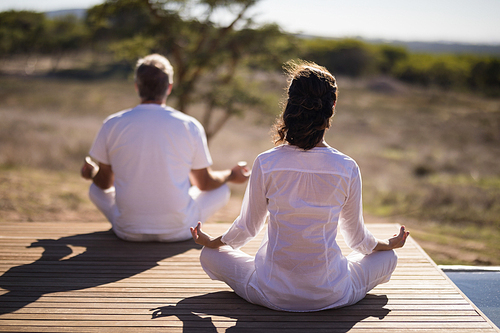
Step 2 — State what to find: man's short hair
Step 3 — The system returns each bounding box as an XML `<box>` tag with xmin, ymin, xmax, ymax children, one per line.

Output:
<box><xmin>135</xmin><ymin>54</ymin><xmax>174</xmax><ymax>102</ymax></box>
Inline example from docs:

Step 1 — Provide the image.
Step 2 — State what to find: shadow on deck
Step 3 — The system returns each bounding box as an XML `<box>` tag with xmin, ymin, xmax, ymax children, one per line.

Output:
<box><xmin>0</xmin><ymin>222</ymin><xmax>498</xmax><ymax>333</ymax></box>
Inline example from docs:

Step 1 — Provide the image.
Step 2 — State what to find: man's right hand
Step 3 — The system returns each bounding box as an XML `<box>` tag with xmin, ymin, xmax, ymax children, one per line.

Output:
<box><xmin>81</xmin><ymin>156</ymin><xmax>98</xmax><ymax>180</ymax></box>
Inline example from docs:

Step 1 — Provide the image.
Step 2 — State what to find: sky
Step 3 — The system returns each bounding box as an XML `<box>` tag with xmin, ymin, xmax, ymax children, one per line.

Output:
<box><xmin>1</xmin><ymin>0</ymin><xmax>500</xmax><ymax>45</ymax></box>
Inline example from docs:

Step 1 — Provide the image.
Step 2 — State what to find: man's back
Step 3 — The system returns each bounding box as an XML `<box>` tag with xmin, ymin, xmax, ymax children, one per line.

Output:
<box><xmin>89</xmin><ymin>104</ymin><xmax>212</xmax><ymax>235</ymax></box>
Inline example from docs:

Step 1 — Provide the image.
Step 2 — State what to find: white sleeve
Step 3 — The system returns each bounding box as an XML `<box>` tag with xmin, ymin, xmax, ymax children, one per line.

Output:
<box><xmin>89</xmin><ymin>121</ymin><xmax>110</xmax><ymax>165</ymax></box>
<box><xmin>190</xmin><ymin>118</ymin><xmax>212</xmax><ymax>170</ymax></box>
<box><xmin>221</xmin><ymin>157</ymin><xmax>268</xmax><ymax>249</ymax></box>
<box><xmin>338</xmin><ymin>164</ymin><xmax>377</xmax><ymax>254</ymax></box>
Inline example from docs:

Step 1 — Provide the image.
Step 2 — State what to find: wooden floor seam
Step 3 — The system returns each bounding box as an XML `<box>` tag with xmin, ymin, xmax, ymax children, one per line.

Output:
<box><xmin>0</xmin><ymin>221</ymin><xmax>498</xmax><ymax>333</ymax></box>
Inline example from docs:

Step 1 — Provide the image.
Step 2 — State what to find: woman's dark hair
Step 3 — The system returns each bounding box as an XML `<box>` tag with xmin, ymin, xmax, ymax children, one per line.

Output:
<box><xmin>273</xmin><ymin>60</ymin><xmax>338</xmax><ymax>150</ymax></box>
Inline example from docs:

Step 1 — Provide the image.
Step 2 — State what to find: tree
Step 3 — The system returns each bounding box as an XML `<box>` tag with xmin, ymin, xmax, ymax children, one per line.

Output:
<box><xmin>0</xmin><ymin>11</ymin><xmax>46</xmax><ymax>56</ymax></box>
<box><xmin>86</xmin><ymin>0</ymin><xmax>298</xmax><ymax>140</ymax></box>
<box><xmin>42</xmin><ymin>15</ymin><xmax>90</xmax><ymax>70</ymax></box>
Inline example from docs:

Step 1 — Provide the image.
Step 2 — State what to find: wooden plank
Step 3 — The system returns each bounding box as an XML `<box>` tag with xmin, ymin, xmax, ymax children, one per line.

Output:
<box><xmin>0</xmin><ymin>319</ymin><xmax>494</xmax><ymax>329</ymax></box>
<box><xmin>0</xmin><ymin>326</ymin><xmax>491</xmax><ymax>333</ymax></box>
<box><xmin>0</xmin><ymin>221</ymin><xmax>498</xmax><ymax>332</ymax></box>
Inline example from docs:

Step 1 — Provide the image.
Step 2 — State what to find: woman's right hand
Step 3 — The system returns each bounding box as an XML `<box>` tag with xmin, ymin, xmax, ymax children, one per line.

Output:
<box><xmin>190</xmin><ymin>222</ymin><xmax>225</xmax><ymax>249</ymax></box>
<box><xmin>190</xmin><ymin>222</ymin><xmax>211</xmax><ymax>246</ymax></box>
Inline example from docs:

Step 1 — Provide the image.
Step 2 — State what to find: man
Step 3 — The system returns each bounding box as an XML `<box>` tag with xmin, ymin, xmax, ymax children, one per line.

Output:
<box><xmin>81</xmin><ymin>53</ymin><xmax>249</xmax><ymax>242</ymax></box>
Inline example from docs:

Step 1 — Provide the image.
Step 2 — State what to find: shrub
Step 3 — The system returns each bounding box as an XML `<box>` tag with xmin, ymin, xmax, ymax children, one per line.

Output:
<box><xmin>301</xmin><ymin>38</ymin><xmax>378</xmax><ymax>77</ymax></box>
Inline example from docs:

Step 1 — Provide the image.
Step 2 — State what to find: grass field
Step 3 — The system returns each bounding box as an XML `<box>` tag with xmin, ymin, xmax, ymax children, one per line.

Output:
<box><xmin>1</xmin><ymin>66</ymin><xmax>499</xmax><ymax>266</ymax></box>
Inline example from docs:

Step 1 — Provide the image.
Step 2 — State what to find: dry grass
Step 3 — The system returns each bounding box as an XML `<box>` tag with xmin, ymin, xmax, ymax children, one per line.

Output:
<box><xmin>0</xmin><ymin>70</ymin><xmax>499</xmax><ymax>265</ymax></box>
<box><xmin>0</xmin><ymin>167</ymin><xmax>102</xmax><ymax>222</ymax></box>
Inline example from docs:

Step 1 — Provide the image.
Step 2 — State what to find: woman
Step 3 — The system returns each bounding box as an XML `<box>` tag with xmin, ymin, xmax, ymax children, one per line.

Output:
<box><xmin>190</xmin><ymin>61</ymin><xmax>409</xmax><ymax>312</ymax></box>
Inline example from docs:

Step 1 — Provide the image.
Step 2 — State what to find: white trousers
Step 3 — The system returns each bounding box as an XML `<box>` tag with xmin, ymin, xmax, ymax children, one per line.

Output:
<box><xmin>200</xmin><ymin>245</ymin><xmax>397</xmax><ymax>312</ymax></box>
<box><xmin>89</xmin><ymin>183</ymin><xmax>230</xmax><ymax>242</ymax></box>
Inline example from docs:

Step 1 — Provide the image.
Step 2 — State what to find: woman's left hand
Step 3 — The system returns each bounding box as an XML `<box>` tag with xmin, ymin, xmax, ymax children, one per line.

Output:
<box><xmin>374</xmin><ymin>225</ymin><xmax>410</xmax><ymax>251</ymax></box>
<box><xmin>388</xmin><ymin>225</ymin><xmax>410</xmax><ymax>249</ymax></box>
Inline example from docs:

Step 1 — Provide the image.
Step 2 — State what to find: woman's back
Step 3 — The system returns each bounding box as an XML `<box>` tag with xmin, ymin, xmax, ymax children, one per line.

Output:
<box><xmin>251</xmin><ymin>144</ymin><xmax>375</xmax><ymax>310</ymax></box>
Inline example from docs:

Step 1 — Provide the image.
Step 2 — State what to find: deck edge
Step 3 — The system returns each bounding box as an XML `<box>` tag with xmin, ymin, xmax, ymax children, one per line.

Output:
<box><xmin>407</xmin><ymin>233</ymin><xmax>500</xmax><ymax>332</ymax></box>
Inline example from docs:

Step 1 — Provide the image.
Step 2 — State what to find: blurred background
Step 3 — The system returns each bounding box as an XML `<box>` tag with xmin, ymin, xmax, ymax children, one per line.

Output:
<box><xmin>0</xmin><ymin>0</ymin><xmax>499</xmax><ymax>266</ymax></box>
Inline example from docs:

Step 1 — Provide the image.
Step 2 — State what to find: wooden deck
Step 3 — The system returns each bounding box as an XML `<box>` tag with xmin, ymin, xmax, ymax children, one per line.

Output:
<box><xmin>0</xmin><ymin>221</ymin><xmax>498</xmax><ymax>333</ymax></box>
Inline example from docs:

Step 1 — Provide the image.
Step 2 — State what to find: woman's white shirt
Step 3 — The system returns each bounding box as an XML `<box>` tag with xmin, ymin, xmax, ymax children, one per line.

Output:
<box><xmin>221</xmin><ymin>144</ymin><xmax>377</xmax><ymax>311</ymax></box>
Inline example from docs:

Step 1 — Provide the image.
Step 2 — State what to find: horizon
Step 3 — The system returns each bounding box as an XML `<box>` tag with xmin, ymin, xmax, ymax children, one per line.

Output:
<box><xmin>1</xmin><ymin>0</ymin><xmax>500</xmax><ymax>46</ymax></box>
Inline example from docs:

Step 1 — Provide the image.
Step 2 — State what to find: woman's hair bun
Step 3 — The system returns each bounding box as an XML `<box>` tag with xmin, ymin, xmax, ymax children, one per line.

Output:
<box><xmin>273</xmin><ymin>60</ymin><xmax>338</xmax><ymax>150</ymax></box>
<box><xmin>290</xmin><ymin>95</ymin><xmax>324</xmax><ymax>110</ymax></box>
<box><xmin>307</xmin><ymin>97</ymin><xmax>323</xmax><ymax>110</ymax></box>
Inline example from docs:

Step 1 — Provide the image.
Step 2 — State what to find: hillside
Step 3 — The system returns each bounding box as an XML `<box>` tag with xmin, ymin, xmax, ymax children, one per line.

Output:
<box><xmin>43</xmin><ymin>8</ymin><xmax>500</xmax><ymax>56</ymax></box>
<box><xmin>371</xmin><ymin>39</ymin><xmax>500</xmax><ymax>55</ymax></box>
